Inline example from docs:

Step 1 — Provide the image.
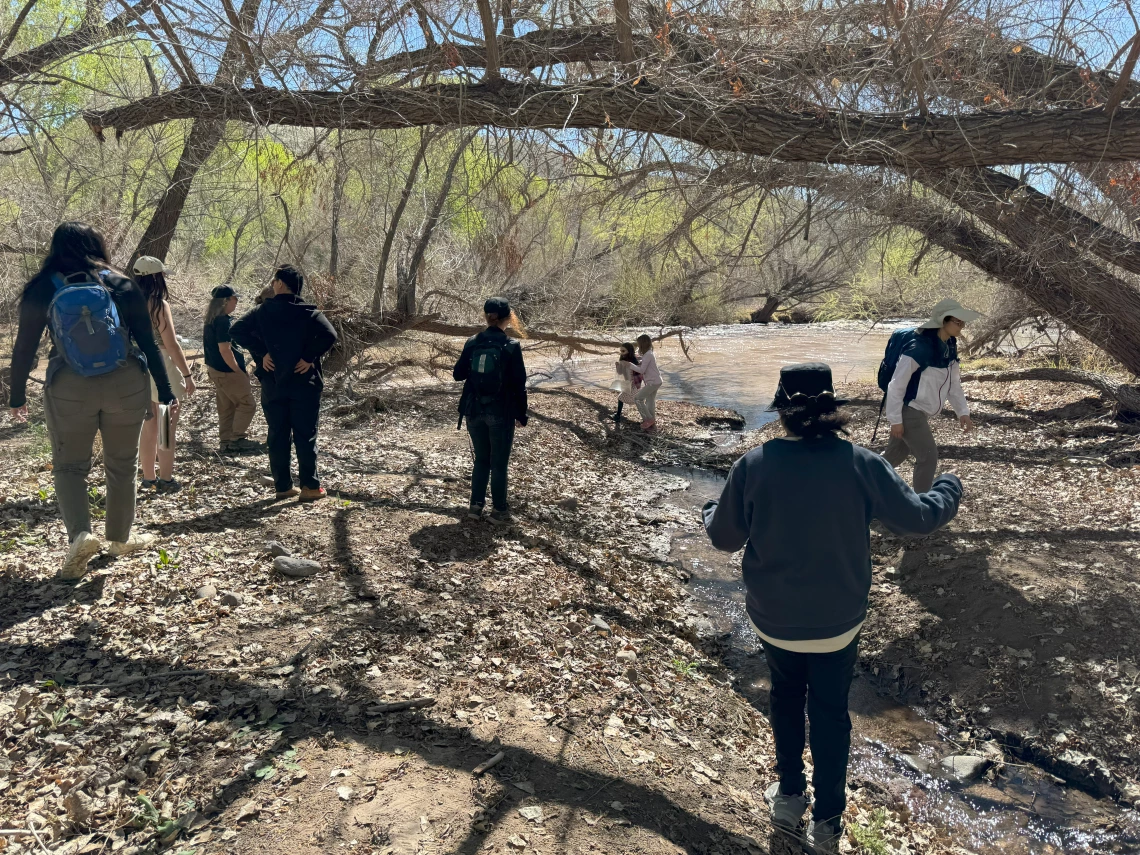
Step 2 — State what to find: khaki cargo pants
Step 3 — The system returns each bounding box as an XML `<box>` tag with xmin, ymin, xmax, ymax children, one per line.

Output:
<box><xmin>882</xmin><ymin>406</ymin><xmax>940</xmax><ymax>493</ymax></box>
<box><xmin>208</xmin><ymin>366</ymin><xmax>256</xmax><ymax>443</ymax></box>
<box><xmin>44</xmin><ymin>363</ymin><xmax>149</xmax><ymax>543</ymax></box>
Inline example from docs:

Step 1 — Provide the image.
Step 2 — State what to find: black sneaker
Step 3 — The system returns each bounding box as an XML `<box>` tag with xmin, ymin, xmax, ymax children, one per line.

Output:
<box><xmin>229</xmin><ymin>437</ymin><xmax>264</xmax><ymax>453</ymax></box>
<box><xmin>139</xmin><ymin>479</ymin><xmax>158</xmax><ymax>493</ymax></box>
<box><xmin>488</xmin><ymin>509</ymin><xmax>514</xmax><ymax>526</ymax></box>
<box><xmin>468</xmin><ymin>503</ymin><xmax>484</xmax><ymax>520</ymax></box>
<box><xmin>156</xmin><ymin>478</ymin><xmax>182</xmax><ymax>494</ymax></box>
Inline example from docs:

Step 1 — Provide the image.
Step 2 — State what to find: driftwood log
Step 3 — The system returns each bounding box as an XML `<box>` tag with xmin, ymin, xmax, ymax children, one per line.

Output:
<box><xmin>963</xmin><ymin>368</ymin><xmax>1140</xmax><ymax>416</ymax></box>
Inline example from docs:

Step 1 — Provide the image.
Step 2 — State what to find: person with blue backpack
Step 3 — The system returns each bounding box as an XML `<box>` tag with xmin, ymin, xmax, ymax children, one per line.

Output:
<box><xmin>703</xmin><ymin>363</ymin><xmax>963</xmax><ymax>854</ymax></box>
<box><xmin>877</xmin><ymin>298</ymin><xmax>982</xmax><ymax>492</ymax></box>
<box><xmin>452</xmin><ymin>297</ymin><xmax>528</xmax><ymax>525</ymax></box>
<box><xmin>7</xmin><ymin>222</ymin><xmax>176</xmax><ymax>581</ymax></box>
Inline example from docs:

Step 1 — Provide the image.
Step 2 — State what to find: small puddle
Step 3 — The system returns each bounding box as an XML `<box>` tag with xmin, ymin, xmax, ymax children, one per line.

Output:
<box><xmin>663</xmin><ymin>466</ymin><xmax>1140</xmax><ymax>854</ymax></box>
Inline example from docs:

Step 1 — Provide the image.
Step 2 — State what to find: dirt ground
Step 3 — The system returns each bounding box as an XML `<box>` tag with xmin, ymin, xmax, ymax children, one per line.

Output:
<box><xmin>0</xmin><ymin>369</ymin><xmax>1138</xmax><ymax>855</ymax></box>
<box><xmin>696</xmin><ymin>378</ymin><xmax>1140</xmax><ymax>805</ymax></box>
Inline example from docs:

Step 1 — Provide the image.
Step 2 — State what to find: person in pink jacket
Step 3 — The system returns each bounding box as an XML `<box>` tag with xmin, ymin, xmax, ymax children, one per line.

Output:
<box><xmin>628</xmin><ymin>334</ymin><xmax>662</xmax><ymax>431</ymax></box>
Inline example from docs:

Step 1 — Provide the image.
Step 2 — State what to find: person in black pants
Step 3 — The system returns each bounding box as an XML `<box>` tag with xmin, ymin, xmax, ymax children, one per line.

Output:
<box><xmin>702</xmin><ymin>363</ymin><xmax>963</xmax><ymax>854</ymax></box>
<box><xmin>231</xmin><ymin>266</ymin><xmax>337</xmax><ymax>502</ymax></box>
<box><xmin>452</xmin><ymin>297</ymin><xmax>528</xmax><ymax>524</ymax></box>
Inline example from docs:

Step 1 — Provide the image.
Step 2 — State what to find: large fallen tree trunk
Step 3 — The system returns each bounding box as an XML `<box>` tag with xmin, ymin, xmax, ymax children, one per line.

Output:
<box><xmin>962</xmin><ymin>368</ymin><xmax>1140</xmax><ymax>416</ymax></box>
<box><xmin>320</xmin><ymin>309</ymin><xmax>691</xmax><ymax>375</ymax></box>
<box><xmin>84</xmin><ymin>83</ymin><xmax>1140</xmax><ymax>168</ymax></box>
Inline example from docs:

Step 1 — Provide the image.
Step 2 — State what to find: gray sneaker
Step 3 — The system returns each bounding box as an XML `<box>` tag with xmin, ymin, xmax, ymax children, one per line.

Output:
<box><xmin>806</xmin><ymin>818</ymin><xmax>843</xmax><ymax>854</ymax></box>
<box><xmin>468</xmin><ymin>503</ymin><xmax>484</xmax><ymax>520</ymax></box>
<box><xmin>488</xmin><ymin>509</ymin><xmax>514</xmax><ymax>526</ymax></box>
<box><xmin>764</xmin><ymin>782</ymin><xmax>807</xmax><ymax>835</ymax></box>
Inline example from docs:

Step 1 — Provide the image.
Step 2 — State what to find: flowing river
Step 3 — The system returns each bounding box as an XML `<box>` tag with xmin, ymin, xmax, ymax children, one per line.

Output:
<box><xmin>539</xmin><ymin>322</ymin><xmax>1140</xmax><ymax>854</ymax></box>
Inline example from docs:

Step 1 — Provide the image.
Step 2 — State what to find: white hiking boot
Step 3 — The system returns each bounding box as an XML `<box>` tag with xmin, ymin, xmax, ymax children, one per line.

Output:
<box><xmin>58</xmin><ymin>531</ymin><xmax>102</xmax><ymax>582</ymax></box>
<box><xmin>108</xmin><ymin>531</ymin><xmax>155</xmax><ymax>558</ymax></box>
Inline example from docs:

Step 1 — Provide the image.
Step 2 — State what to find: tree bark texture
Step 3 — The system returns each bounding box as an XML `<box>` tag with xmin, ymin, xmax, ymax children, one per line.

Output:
<box><xmin>86</xmin><ymin>83</ymin><xmax>1140</xmax><ymax>169</ymax></box>
<box><xmin>922</xmin><ymin>167</ymin><xmax>1140</xmax><ymax>277</ymax></box>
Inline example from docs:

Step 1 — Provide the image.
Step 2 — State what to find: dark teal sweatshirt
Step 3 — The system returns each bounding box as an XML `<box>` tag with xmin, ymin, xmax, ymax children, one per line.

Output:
<box><xmin>703</xmin><ymin>436</ymin><xmax>962</xmax><ymax>641</ymax></box>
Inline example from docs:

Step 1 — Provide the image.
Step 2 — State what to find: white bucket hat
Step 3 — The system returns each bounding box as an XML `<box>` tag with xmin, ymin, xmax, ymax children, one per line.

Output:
<box><xmin>132</xmin><ymin>255</ymin><xmax>166</xmax><ymax>276</ymax></box>
<box><xmin>919</xmin><ymin>298</ymin><xmax>983</xmax><ymax>329</ymax></box>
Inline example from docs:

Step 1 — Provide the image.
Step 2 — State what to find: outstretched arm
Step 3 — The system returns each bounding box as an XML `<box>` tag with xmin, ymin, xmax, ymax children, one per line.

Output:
<box><xmin>702</xmin><ymin>458</ymin><xmax>751</xmax><ymax>553</ymax></box>
<box><xmin>865</xmin><ymin>453</ymin><xmax>962</xmax><ymax>536</ymax></box>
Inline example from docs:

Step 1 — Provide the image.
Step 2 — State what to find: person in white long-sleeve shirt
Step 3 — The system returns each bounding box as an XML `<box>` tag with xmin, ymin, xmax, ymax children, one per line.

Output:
<box><xmin>628</xmin><ymin>334</ymin><xmax>663</xmax><ymax>430</ymax></box>
<box><xmin>883</xmin><ymin>298</ymin><xmax>981</xmax><ymax>492</ymax></box>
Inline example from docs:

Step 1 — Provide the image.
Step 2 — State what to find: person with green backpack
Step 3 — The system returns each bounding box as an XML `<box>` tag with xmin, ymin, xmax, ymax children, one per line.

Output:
<box><xmin>452</xmin><ymin>297</ymin><xmax>529</xmax><ymax>524</ymax></box>
<box><xmin>7</xmin><ymin>222</ymin><xmax>176</xmax><ymax>581</ymax></box>
<box><xmin>878</xmin><ymin>298</ymin><xmax>982</xmax><ymax>492</ymax></box>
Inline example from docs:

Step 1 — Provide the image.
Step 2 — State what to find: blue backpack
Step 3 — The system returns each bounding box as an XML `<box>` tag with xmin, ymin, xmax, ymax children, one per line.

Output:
<box><xmin>48</xmin><ymin>270</ymin><xmax>130</xmax><ymax>377</ymax></box>
<box><xmin>876</xmin><ymin>328</ymin><xmax>920</xmax><ymax>393</ymax></box>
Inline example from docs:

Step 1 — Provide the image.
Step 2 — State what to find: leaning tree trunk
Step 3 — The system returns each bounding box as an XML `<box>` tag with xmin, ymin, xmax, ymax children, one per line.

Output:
<box><xmin>131</xmin><ymin>0</ymin><xmax>264</xmax><ymax>262</ymax></box>
<box><xmin>750</xmin><ymin>295</ymin><xmax>781</xmax><ymax>324</ymax></box>
<box><xmin>919</xmin><ymin>168</ymin><xmax>1140</xmax><ymax>376</ymax></box>
<box><xmin>963</xmin><ymin>368</ymin><xmax>1140</xmax><ymax>416</ymax></box>
<box><xmin>133</xmin><ymin>119</ymin><xmax>227</xmax><ymax>262</ymax></box>
<box><xmin>392</xmin><ymin>130</ymin><xmax>475</xmax><ymax>317</ymax></box>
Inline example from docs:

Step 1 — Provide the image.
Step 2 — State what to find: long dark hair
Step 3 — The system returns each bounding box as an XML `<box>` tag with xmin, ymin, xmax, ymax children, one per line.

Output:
<box><xmin>779</xmin><ymin>402</ymin><xmax>851</xmax><ymax>440</ymax></box>
<box><xmin>619</xmin><ymin>342</ymin><xmax>640</xmax><ymax>364</ymax></box>
<box><xmin>29</xmin><ymin>222</ymin><xmax>113</xmax><ymax>290</ymax></box>
<box><xmin>135</xmin><ymin>271</ymin><xmax>170</xmax><ymax>329</ymax></box>
<box><xmin>204</xmin><ymin>295</ymin><xmax>228</xmax><ymax>325</ymax></box>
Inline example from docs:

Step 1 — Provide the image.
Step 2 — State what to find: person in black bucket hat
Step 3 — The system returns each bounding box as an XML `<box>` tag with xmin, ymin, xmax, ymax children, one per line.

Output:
<box><xmin>702</xmin><ymin>362</ymin><xmax>964</xmax><ymax>854</ymax></box>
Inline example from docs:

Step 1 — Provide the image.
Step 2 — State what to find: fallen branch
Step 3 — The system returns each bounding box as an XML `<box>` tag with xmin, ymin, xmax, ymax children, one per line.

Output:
<box><xmin>409</xmin><ymin>318</ymin><xmax>691</xmax><ymax>359</ymax></box>
<box><xmin>365</xmin><ymin>697</ymin><xmax>436</xmax><ymax>713</ymax></box>
<box><xmin>962</xmin><ymin>367</ymin><xmax>1140</xmax><ymax>415</ymax></box>
<box><xmin>472</xmin><ymin>750</ymin><xmax>505</xmax><ymax>775</ymax></box>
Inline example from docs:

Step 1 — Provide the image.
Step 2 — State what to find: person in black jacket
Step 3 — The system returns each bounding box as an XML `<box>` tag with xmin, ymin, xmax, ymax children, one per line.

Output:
<box><xmin>7</xmin><ymin>222</ymin><xmax>175</xmax><ymax>580</ymax></box>
<box><xmin>452</xmin><ymin>297</ymin><xmax>528</xmax><ymax>524</ymax></box>
<box><xmin>230</xmin><ymin>266</ymin><xmax>337</xmax><ymax>502</ymax></box>
<box><xmin>703</xmin><ymin>364</ymin><xmax>963</xmax><ymax>854</ymax></box>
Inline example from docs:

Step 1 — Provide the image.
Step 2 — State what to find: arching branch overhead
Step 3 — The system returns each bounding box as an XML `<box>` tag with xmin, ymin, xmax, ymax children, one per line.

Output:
<box><xmin>85</xmin><ymin>83</ymin><xmax>1140</xmax><ymax>169</ymax></box>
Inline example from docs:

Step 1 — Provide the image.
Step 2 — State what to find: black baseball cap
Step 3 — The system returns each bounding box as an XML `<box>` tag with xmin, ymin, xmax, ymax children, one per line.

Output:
<box><xmin>484</xmin><ymin>297</ymin><xmax>510</xmax><ymax>318</ymax></box>
<box><xmin>212</xmin><ymin>285</ymin><xmax>237</xmax><ymax>299</ymax></box>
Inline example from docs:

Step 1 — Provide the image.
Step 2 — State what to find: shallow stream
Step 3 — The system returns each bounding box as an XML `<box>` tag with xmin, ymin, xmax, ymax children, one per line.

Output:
<box><xmin>668</xmin><ymin>467</ymin><xmax>1140</xmax><ymax>854</ymax></box>
<box><xmin>543</xmin><ymin>321</ymin><xmax>1140</xmax><ymax>853</ymax></box>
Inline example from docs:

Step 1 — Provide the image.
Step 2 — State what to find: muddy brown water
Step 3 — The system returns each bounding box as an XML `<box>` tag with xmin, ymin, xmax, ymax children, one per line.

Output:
<box><xmin>534</xmin><ymin>321</ymin><xmax>901</xmax><ymax>428</ymax></box>
<box><xmin>561</xmin><ymin>323</ymin><xmax>1140</xmax><ymax>851</ymax></box>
